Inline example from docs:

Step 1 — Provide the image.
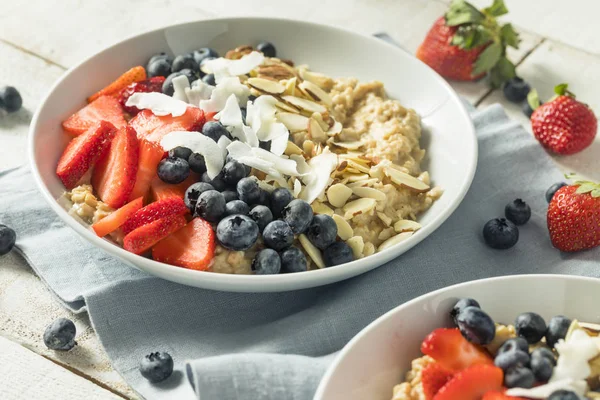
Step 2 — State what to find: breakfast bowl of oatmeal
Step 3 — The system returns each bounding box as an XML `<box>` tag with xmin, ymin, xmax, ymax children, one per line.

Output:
<box><xmin>315</xmin><ymin>275</ymin><xmax>600</xmax><ymax>400</ymax></box>
<box><xmin>28</xmin><ymin>17</ymin><xmax>476</xmax><ymax>292</ymax></box>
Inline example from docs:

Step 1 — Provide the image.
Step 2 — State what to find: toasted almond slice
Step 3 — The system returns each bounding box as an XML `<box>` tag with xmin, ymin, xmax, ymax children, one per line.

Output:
<box><xmin>308</xmin><ymin>117</ymin><xmax>328</xmax><ymax>143</ymax></box>
<box><xmin>298</xmin><ymin>68</ymin><xmax>334</xmax><ymax>91</ymax></box>
<box><xmin>312</xmin><ymin>202</ymin><xmax>334</xmax><ymax>216</ymax></box>
<box><xmin>282</xmin><ymin>95</ymin><xmax>327</xmax><ymax>114</ymax></box>
<box><xmin>352</xmin><ymin>186</ymin><xmax>386</xmax><ymax>202</ymax></box>
<box><xmin>346</xmin><ymin>175</ymin><xmax>373</xmax><ymax>185</ymax></box>
<box><xmin>363</xmin><ymin>242</ymin><xmax>375</xmax><ymax>257</ymax></box>
<box><xmin>384</xmin><ymin>166</ymin><xmax>430</xmax><ymax>193</ymax></box>
<box><xmin>343</xmin><ymin>198</ymin><xmax>377</xmax><ymax>219</ymax></box>
<box><xmin>299</xmin><ymin>234</ymin><xmax>325</xmax><ymax>269</ymax></box>
<box><xmin>275</xmin><ymin>100</ymin><xmax>300</xmax><ymax>113</ymax></box>
<box><xmin>284</xmin><ymin>140</ymin><xmax>304</xmax><ymax>156</ymax></box>
<box><xmin>327</xmin><ymin>121</ymin><xmax>343</xmax><ymax>136</ymax></box>
<box><xmin>378</xmin><ymin>231</ymin><xmax>413</xmax><ymax>252</ymax></box>
<box><xmin>332</xmin><ymin>214</ymin><xmax>353</xmax><ymax>240</ymax></box>
<box><xmin>377</xmin><ymin>212</ymin><xmax>392</xmax><ymax>227</ymax></box>
<box><xmin>332</xmin><ymin>141</ymin><xmax>364</xmax><ymax>150</ymax></box>
<box><xmin>299</xmin><ymin>80</ymin><xmax>332</xmax><ymax>107</ymax></box>
<box><xmin>277</xmin><ymin>112</ymin><xmax>309</xmax><ymax>132</ymax></box>
<box><xmin>247</xmin><ymin>77</ymin><xmax>285</xmax><ymax>94</ymax></box>
<box><xmin>326</xmin><ymin>183</ymin><xmax>353</xmax><ymax>208</ymax></box>
<box><xmin>394</xmin><ymin>219</ymin><xmax>422</xmax><ymax>233</ymax></box>
<box><xmin>346</xmin><ymin>236</ymin><xmax>364</xmax><ymax>259</ymax></box>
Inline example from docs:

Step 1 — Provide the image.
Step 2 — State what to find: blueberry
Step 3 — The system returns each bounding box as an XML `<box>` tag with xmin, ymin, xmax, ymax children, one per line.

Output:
<box><xmin>548</xmin><ymin>390</ymin><xmax>582</xmax><ymax>400</ymax></box>
<box><xmin>147</xmin><ymin>59</ymin><xmax>172</xmax><ymax>78</ymax></box>
<box><xmin>306</xmin><ymin>214</ymin><xmax>338</xmax><ymax>250</ymax></box>
<box><xmin>255</xmin><ymin>189</ymin><xmax>271</xmax><ymax>208</ymax></box>
<box><xmin>222</xmin><ymin>160</ymin><xmax>247</xmax><ymax>186</ymax></box>
<box><xmin>252</xmin><ymin>249</ymin><xmax>281</xmax><ymax>275</ymax></box>
<box><xmin>256</xmin><ymin>41</ymin><xmax>276</xmax><ymax>57</ymax></box>
<box><xmin>505</xmin><ymin>199</ymin><xmax>531</xmax><ymax>225</ymax></box>
<box><xmin>222</xmin><ymin>190</ymin><xmax>238</xmax><ymax>203</ymax></box>
<box><xmin>216</xmin><ymin>215</ymin><xmax>259</xmax><ymax>251</ymax></box>
<box><xmin>202</xmin><ymin>121</ymin><xmax>231</xmax><ymax>142</ymax></box>
<box><xmin>0</xmin><ymin>225</ymin><xmax>16</xmax><ymax>256</ymax></box>
<box><xmin>482</xmin><ymin>218</ymin><xmax>519</xmax><ymax>249</ymax></box>
<box><xmin>157</xmin><ymin>157</ymin><xmax>190</xmax><ymax>184</ymax></box>
<box><xmin>258</xmin><ymin>140</ymin><xmax>271</xmax><ymax>151</ymax></box>
<box><xmin>184</xmin><ymin>182</ymin><xmax>214</xmax><ymax>212</ymax></box>
<box><xmin>530</xmin><ymin>355</ymin><xmax>553</xmax><ymax>382</ymax></box>
<box><xmin>195</xmin><ymin>190</ymin><xmax>225</xmax><ymax>222</ymax></box>
<box><xmin>515</xmin><ymin>312</ymin><xmax>547</xmax><ymax>344</ymax></box>
<box><xmin>323</xmin><ymin>242</ymin><xmax>354</xmax><ymax>267</ymax></box>
<box><xmin>237</xmin><ymin>177</ymin><xmax>261</xmax><ymax>205</ymax></box>
<box><xmin>188</xmin><ymin>153</ymin><xmax>207</xmax><ymax>174</ymax></box>
<box><xmin>249</xmin><ymin>205</ymin><xmax>273</xmax><ymax>232</ymax></box>
<box><xmin>502</xmin><ymin>77</ymin><xmax>531</xmax><ymax>103</ymax></box>
<box><xmin>202</xmin><ymin>73</ymin><xmax>216</xmax><ymax>86</ymax></box>
<box><xmin>193</xmin><ymin>48</ymin><xmax>219</xmax><ymax>65</ymax></box>
<box><xmin>271</xmin><ymin>188</ymin><xmax>293</xmax><ymax>218</ymax></box>
<box><xmin>456</xmin><ymin>306</ymin><xmax>496</xmax><ymax>345</ymax></box>
<box><xmin>450</xmin><ymin>298</ymin><xmax>480</xmax><ymax>323</ymax></box>
<box><xmin>494</xmin><ymin>350</ymin><xmax>530</xmax><ymax>371</ymax></box>
<box><xmin>168</xmin><ymin>146</ymin><xmax>192</xmax><ymax>160</ymax></box>
<box><xmin>225</xmin><ymin>200</ymin><xmax>249</xmax><ymax>216</ymax></box>
<box><xmin>531</xmin><ymin>347</ymin><xmax>556</xmax><ymax>365</ymax></box>
<box><xmin>147</xmin><ymin>53</ymin><xmax>172</xmax><ymax>70</ymax></box>
<box><xmin>280</xmin><ymin>247</ymin><xmax>308</xmax><ymax>273</ymax></box>
<box><xmin>0</xmin><ymin>86</ymin><xmax>22</xmax><ymax>113</ymax></box>
<box><xmin>504</xmin><ymin>366</ymin><xmax>535</xmax><ymax>389</ymax></box>
<box><xmin>546</xmin><ymin>315</ymin><xmax>572</xmax><ymax>348</ymax></box>
<box><xmin>43</xmin><ymin>318</ymin><xmax>77</xmax><ymax>351</ymax></box>
<box><xmin>201</xmin><ymin>171</ymin><xmax>227</xmax><ymax>192</ymax></box>
<box><xmin>139</xmin><ymin>352</ymin><xmax>173</xmax><ymax>383</ymax></box>
<box><xmin>171</xmin><ymin>54</ymin><xmax>198</xmax><ymax>73</ymax></box>
<box><xmin>523</xmin><ymin>101</ymin><xmax>535</xmax><ymax>118</ymax></box>
<box><xmin>162</xmin><ymin>70</ymin><xmax>197</xmax><ymax>96</ymax></box>
<box><xmin>546</xmin><ymin>182</ymin><xmax>567</xmax><ymax>203</ymax></box>
<box><xmin>263</xmin><ymin>220</ymin><xmax>294</xmax><ymax>251</ymax></box>
<box><xmin>282</xmin><ymin>199</ymin><xmax>313</xmax><ymax>234</ymax></box>
<box><xmin>498</xmin><ymin>337</ymin><xmax>529</xmax><ymax>355</ymax></box>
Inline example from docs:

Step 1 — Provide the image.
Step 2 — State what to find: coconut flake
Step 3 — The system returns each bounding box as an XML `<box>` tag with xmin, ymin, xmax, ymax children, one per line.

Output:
<box><xmin>161</xmin><ymin>131</ymin><xmax>224</xmax><ymax>179</ymax></box>
<box><xmin>293</xmin><ymin>179</ymin><xmax>302</xmax><ymax>197</ymax></box>
<box><xmin>216</xmin><ymin>94</ymin><xmax>244</xmax><ymax>127</ymax></box>
<box><xmin>172</xmin><ymin>75</ymin><xmax>190</xmax><ymax>102</ymax></box>
<box><xmin>260</xmin><ymin>121</ymin><xmax>289</xmax><ymax>141</ymax></box>
<box><xmin>217</xmin><ymin>136</ymin><xmax>231</xmax><ymax>159</ymax></box>
<box><xmin>199</xmin><ymin>77</ymin><xmax>250</xmax><ymax>113</ymax></box>
<box><xmin>226</xmin><ymin>141</ymin><xmax>253</xmax><ymax>159</ymax></box>
<box><xmin>299</xmin><ymin>152</ymin><xmax>338</xmax><ymax>204</ymax></box>
<box><xmin>246</xmin><ymin>95</ymin><xmax>278</xmax><ymax>135</ymax></box>
<box><xmin>126</xmin><ymin>92</ymin><xmax>189</xmax><ymax>117</ymax></box>
<box><xmin>228</xmin><ymin>125</ymin><xmax>247</xmax><ymax>142</ymax></box>
<box><xmin>290</xmin><ymin>155</ymin><xmax>311</xmax><ymax>175</ymax></box>
<box><xmin>506</xmin><ymin>379</ymin><xmax>588</xmax><ymax>398</ymax></box>
<box><xmin>552</xmin><ymin>328</ymin><xmax>599</xmax><ymax>382</ymax></box>
<box><xmin>186</xmin><ymin>80</ymin><xmax>215</xmax><ymax>106</ymax></box>
<box><xmin>201</xmin><ymin>52</ymin><xmax>264</xmax><ymax>83</ymax></box>
<box><xmin>243</xmin><ymin>125</ymin><xmax>259</xmax><ymax>148</ymax></box>
<box><xmin>270</xmin><ymin>134</ymin><xmax>288</xmax><ymax>156</ymax></box>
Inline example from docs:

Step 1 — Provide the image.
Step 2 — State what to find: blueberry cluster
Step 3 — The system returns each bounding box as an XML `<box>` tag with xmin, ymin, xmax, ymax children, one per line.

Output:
<box><xmin>451</xmin><ymin>298</ymin><xmax>574</xmax><ymax>394</ymax></box>
<box><xmin>0</xmin><ymin>86</ymin><xmax>22</xmax><ymax>113</ymax></box>
<box><xmin>482</xmin><ymin>198</ymin><xmax>531</xmax><ymax>250</ymax></box>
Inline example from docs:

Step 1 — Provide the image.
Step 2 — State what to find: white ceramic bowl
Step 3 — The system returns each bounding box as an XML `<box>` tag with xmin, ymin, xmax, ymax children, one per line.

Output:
<box><xmin>315</xmin><ymin>274</ymin><xmax>600</xmax><ymax>400</ymax></box>
<box><xmin>28</xmin><ymin>17</ymin><xmax>477</xmax><ymax>292</ymax></box>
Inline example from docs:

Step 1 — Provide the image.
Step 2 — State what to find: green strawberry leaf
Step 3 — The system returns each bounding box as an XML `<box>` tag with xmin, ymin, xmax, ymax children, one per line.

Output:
<box><xmin>445</xmin><ymin>0</ymin><xmax>485</xmax><ymax>26</ymax></box>
<box><xmin>483</xmin><ymin>0</ymin><xmax>508</xmax><ymax>17</ymax></box>
<box><xmin>488</xmin><ymin>56</ymin><xmax>516</xmax><ymax>88</ymax></box>
<box><xmin>576</xmin><ymin>183</ymin><xmax>597</xmax><ymax>194</ymax></box>
<box><xmin>592</xmin><ymin>189</ymin><xmax>600</xmax><ymax>198</ymax></box>
<box><xmin>451</xmin><ymin>26</ymin><xmax>493</xmax><ymax>49</ymax></box>
<box><xmin>473</xmin><ymin>42</ymin><xmax>503</xmax><ymax>75</ymax></box>
<box><xmin>500</xmin><ymin>24</ymin><xmax>520</xmax><ymax>49</ymax></box>
<box><xmin>554</xmin><ymin>83</ymin><xmax>569</xmax><ymax>95</ymax></box>
<box><xmin>527</xmin><ymin>89</ymin><xmax>541</xmax><ymax>111</ymax></box>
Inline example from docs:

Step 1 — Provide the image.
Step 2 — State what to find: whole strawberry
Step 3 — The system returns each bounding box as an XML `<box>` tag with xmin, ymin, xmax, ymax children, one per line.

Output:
<box><xmin>531</xmin><ymin>84</ymin><xmax>597</xmax><ymax>155</ymax></box>
<box><xmin>417</xmin><ymin>0</ymin><xmax>520</xmax><ymax>86</ymax></box>
<box><xmin>547</xmin><ymin>178</ymin><xmax>600</xmax><ymax>252</ymax></box>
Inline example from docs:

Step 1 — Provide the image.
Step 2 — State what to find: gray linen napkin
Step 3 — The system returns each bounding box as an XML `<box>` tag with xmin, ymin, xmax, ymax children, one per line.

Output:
<box><xmin>1</xmin><ymin>104</ymin><xmax>599</xmax><ymax>400</ymax></box>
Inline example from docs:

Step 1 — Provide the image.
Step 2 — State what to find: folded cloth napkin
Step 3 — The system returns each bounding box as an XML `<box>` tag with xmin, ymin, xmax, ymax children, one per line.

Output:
<box><xmin>3</xmin><ymin>102</ymin><xmax>600</xmax><ymax>400</ymax></box>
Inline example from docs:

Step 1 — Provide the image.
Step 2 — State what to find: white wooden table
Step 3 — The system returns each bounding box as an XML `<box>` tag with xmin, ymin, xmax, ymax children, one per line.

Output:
<box><xmin>0</xmin><ymin>1</ymin><xmax>598</xmax><ymax>398</ymax></box>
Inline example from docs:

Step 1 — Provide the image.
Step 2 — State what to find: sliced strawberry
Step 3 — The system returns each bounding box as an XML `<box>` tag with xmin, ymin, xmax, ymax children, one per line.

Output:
<box><xmin>421</xmin><ymin>328</ymin><xmax>493</xmax><ymax>372</ymax></box>
<box><xmin>91</xmin><ymin>126</ymin><xmax>139</xmax><ymax>208</ymax></box>
<box><xmin>422</xmin><ymin>364</ymin><xmax>454</xmax><ymax>400</ymax></box>
<box><xmin>128</xmin><ymin>139</ymin><xmax>165</xmax><ymax>202</ymax></box>
<box><xmin>129</xmin><ymin>107</ymin><xmax>205</xmax><ymax>143</ymax></box>
<box><xmin>123</xmin><ymin>214</ymin><xmax>186</xmax><ymax>255</ymax></box>
<box><xmin>62</xmin><ymin>95</ymin><xmax>126</xmax><ymax>136</ymax></box>
<box><xmin>433</xmin><ymin>365</ymin><xmax>503</xmax><ymax>400</ymax></box>
<box><xmin>149</xmin><ymin>173</ymin><xmax>198</xmax><ymax>202</ymax></box>
<box><xmin>152</xmin><ymin>218</ymin><xmax>215</xmax><ymax>270</ymax></box>
<box><xmin>56</xmin><ymin>121</ymin><xmax>117</xmax><ymax>189</ymax></box>
<box><xmin>482</xmin><ymin>391</ymin><xmax>527</xmax><ymax>400</ymax></box>
<box><xmin>88</xmin><ymin>66</ymin><xmax>147</xmax><ymax>103</ymax></box>
<box><xmin>205</xmin><ymin>111</ymin><xmax>217</xmax><ymax>122</ymax></box>
<box><xmin>92</xmin><ymin>197</ymin><xmax>143</xmax><ymax>237</ymax></box>
<box><xmin>118</xmin><ymin>76</ymin><xmax>165</xmax><ymax>115</ymax></box>
<box><xmin>122</xmin><ymin>197</ymin><xmax>188</xmax><ymax>235</ymax></box>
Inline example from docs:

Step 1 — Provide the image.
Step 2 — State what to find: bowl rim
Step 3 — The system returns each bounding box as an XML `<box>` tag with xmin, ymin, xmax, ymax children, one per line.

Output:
<box><xmin>27</xmin><ymin>16</ymin><xmax>478</xmax><ymax>290</ymax></box>
<box><xmin>314</xmin><ymin>273</ymin><xmax>600</xmax><ymax>398</ymax></box>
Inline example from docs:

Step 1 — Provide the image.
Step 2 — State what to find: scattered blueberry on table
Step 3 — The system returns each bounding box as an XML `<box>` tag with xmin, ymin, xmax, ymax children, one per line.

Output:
<box><xmin>0</xmin><ymin>86</ymin><xmax>23</xmax><ymax>113</ymax></box>
<box><xmin>502</xmin><ymin>77</ymin><xmax>531</xmax><ymax>103</ymax></box>
<box><xmin>0</xmin><ymin>224</ymin><xmax>17</xmax><ymax>256</ymax></box>
<box><xmin>43</xmin><ymin>318</ymin><xmax>77</xmax><ymax>351</ymax></box>
<box><xmin>482</xmin><ymin>218</ymin><xmax>519</xmax><ymax>249</ymax></box>
<box><xmin>546</xmin><ymin>182</ymin><xmax>567</xmax><ymax>203</ymax></box>
<box><xmin>504</xmin><ymin>199</ymin><xmax>531</xmax><ymax>225</ymax></box>
<box><xmin>139</xmin><ymin>352</ymin><xmax>174</xmax><ymax>383</ymax></box>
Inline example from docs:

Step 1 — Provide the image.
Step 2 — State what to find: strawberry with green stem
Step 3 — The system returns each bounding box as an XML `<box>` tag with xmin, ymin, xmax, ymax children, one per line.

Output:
<box><xmin>417</xmin><ymin>0</ymin><xmax>520</xmax><ymax>87</ymax></box>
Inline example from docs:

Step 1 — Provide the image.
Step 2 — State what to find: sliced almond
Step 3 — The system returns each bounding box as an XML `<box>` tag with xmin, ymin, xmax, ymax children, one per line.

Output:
<box><xmin>298</xmin><ymin>68</ymin><xmax>334</xmax><ymax>91</ymax></box>
<box><xmin>247</xmin><ymin>77</ymin><xmax>285</xmax><ymax>94</ymax></box>
<box><xmin>299</xmin><ymin>234</ymin><xmax>325</xmax><ymax>269</ymax></box>
<box><xmin>343</xmin><ymin>198</ymin><xmax>377</xmax><ymax>219</ymax></box>
<box><xmin>284</xmin><ymin>140</ymin><xmax>304</xmax><ymax>156</ymax></box>
<box><xmin>308</xmin><ymin>117</ymin><xmax>328</xmax><ymax>143</ymax></box>
<box><xmin>384</xmin><ymin>166</ymin><xmax>430</xmax><ymax>193</ymax></box>
<box><xmin>346</xmin><ymin>160</ymin><xmax>371</xmax><ymax>174</ymax></box>
<box><xmin>326</xmin><ymin>183</ymin><xmax>353</xmax><ymax>208</ymax></box>
<box><xmin>282</xmin><ymin>95</ymin><xmax>327</xmax><ymax>114</ymax></box>
<box><xmin>393</xmin><ymin>219</ymin><xmax>422</xmax><ymax>233</ymax></box>
<box><xmin>303</xmin><ymin>140</ymin><xmax>315</xmax><ymax>155</ymax></box>
<box><xmin>332</xmin><ymin>214</ymin><xmax>353</xmax><ymax>240</ymax></box>
<box><xmin>295</xmin><ymin>83</ymin><xmax>317</xmax><ymax>101</ymax></box>
<box><xmin>377</xmin><ymin>212</ymin><xmax>392</xmax><ymax>227</ymax></box>
<box><xmin>277</xmin><ymin>112</ymin><xmax>309</xmax><ymax>132</ymax></box>
<box><xmin>299</xmin><ymin>80</ymin><xmax>332</xmax><ymax>107</ymax></box>
<box><xmin>312</xmin><ymin>202</ymin><xmax>334</xmax><ymax>216</ymax></box>
<box><xmin>311</xmin><ymin>112</ymin><xmax>330</xmax><ymax>131</ymax></box>
<box><xmin>332</xmin><ymin>141</ymin><xmax>364</xmax><ymax>150</ymax></box>
<box><xmin>282</xmin><ymin>77</ymin><xmax>297</xmax><ymax>96</ymax></box>
<box><xmin>346</xmin><ymin>175</ymin><xmax>374</xmax><ymax>184</ymax></box>
<box><xmin>327</xmin><ymin>121</ymin><xmax>343</xmax><ymax>137</ymax></box>
<box><xmin>346</xmin><ymin>236</ymin><xmax>364</xmax><ymax>259</ymax></box>
<box><xmin>275</xmin><ymin>100</ymin><xmax>300</xmax><ymax>114</ymax></box>
<box><xmin>578</xmin><ymin>322</ymin><xmax>600</xmax><ymax>334</ymax></box>
<box><xmin>352</xmin><ymin>186</ymin><xmax>386</xmax><ymax>202</ymax></box>
<box><xmin>258</xmin><ymin>64</ymin><xmax>296</xmax><ymax>81</ymax></box>
<box><xmin>363</xmin><ymin>242</ymin><xmax>375</xmax><ymax>257</ymax></box>
<box><xmin>378</xmin><ymin>231</ymin><xmax>413</xmax><ymax>252</ymax></box>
